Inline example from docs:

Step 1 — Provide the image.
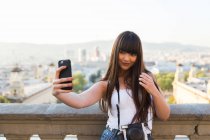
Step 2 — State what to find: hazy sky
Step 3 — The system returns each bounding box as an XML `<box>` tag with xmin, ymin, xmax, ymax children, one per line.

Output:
<box><xmin>0</xmin><ymin>0</ymin><xmax>210</xmax><ymax>47</ymax></box>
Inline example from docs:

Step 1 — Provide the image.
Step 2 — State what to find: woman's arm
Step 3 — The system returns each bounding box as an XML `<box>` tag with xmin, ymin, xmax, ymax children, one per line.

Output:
<box><xmin>52</xmin><ymin>66</ymin><xmax>107</xmax><ymax>108</ymax></box>
<box><xmin>139</xmin><ymin>72</ymin><xmax>170</xmax><ymax>121</ymax></box>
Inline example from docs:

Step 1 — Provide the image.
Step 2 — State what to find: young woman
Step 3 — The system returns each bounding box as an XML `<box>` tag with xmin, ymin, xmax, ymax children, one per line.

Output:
<box><xmin>52</xmin><ymin>31</ymin><xmax>170</xmax><ymax>140</ymax></box>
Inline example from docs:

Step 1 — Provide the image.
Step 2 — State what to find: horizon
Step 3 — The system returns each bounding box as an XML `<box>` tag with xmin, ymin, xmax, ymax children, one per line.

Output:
<box><xmin>0</xmin><ymin>40</ymin><xmax>210</xmax><ymax>48</ymax></box>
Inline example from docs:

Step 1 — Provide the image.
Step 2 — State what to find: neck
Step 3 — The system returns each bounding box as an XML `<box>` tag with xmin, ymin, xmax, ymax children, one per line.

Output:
<box><xmin>118</xmin><ymin>70</ymin><xmax>130</xmax><ymax>89</ymax></box>
<box><xmin>119</xmin><ymin>69</ymin><xmax>128</xmax><ymax>77</ymax></box>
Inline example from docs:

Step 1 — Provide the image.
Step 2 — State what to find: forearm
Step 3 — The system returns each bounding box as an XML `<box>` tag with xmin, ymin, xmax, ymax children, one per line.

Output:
<box><xmin>55</xmin><ymin>92</ymin><xmax>84</xmax><ymax>109</ymax></box>
<box><xmin>152</xmin><ymin>89</ymin><xmax>170</xmax><ymax>121</ymax></box>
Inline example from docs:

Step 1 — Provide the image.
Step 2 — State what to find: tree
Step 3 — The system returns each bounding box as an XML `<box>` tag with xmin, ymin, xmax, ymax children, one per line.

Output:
<box><xmin>196</xmin><ymin>70</ymin><xmax>206</xmax><ymax>78</ymax></box>
<box><xmin>184</xmin><ymin>72</ymin><xmax>189</xmax><ymax>82</ymax></box>
<box><xmin>0</xmin><ymin>96</ymin><xmax>10</xmax><ymax>103</ymax></box>
<box><xmin>72</xmin><ymin>71</ymin><xmax>87</xmax><ymax>93</ymax></box>
<box><xmin>155</xmin><ymin>72</ymin><xmax>175</xmax><ymax>91</ymax></box>
<box><xmin>89</xmin><ymin>70</ymin><xmax>102</xmax><ymax>83</ymax></box>
<box><xmin>89</xmin><ymin>74</ymin><xmax>97</xmax><ymax>83</ymax></box>
<box><xmin>168</xmin><ymin>95</ymin><xmax>176</xmax><ymax>104</ymax></box>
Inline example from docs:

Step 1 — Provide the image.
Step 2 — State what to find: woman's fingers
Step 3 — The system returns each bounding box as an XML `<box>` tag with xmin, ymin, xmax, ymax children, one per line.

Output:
<box><xmin>55</xmin><ymin>66</ymin><xmax>67</xmax><ymax>79</ymax></box>
<box><xmin>139</xmin><ymin>73</ymin><xmax>152</xmax><ymax>81</ymax></box>
<box><xmin>139</xmin><ymin>74</ymin><xmax>150</xmax><ymax>84</ymax></box>
<box><xmin>139</xmin><ymin>77</ymin><xmax>147</xmax><ymax>82</ymax></box>
<box><xmin>52</xmin><ymin>72</ymin><xmax>73</xmax><ymax>96</ymax></box>
<box><xmin>53</xmin><ymin>77</ymin><xmax>73</xmax><ymax>84</ymax></box>
<box><xmin>53</xmin><ymin>83</ymin><xmax>72</xmax><ymax>89</ymax></box>
<box><xmin>52</xmin><ymin>82</ymin><xmax>72</xmax><ymax>96</ymax></box>
<box><xmin>139</xmin><ymin>81</ymin><xmax>146</xmax><ymax>87</ymax></box>
<box><xmin>139</xmin><ymin>72</ymin><xmax>154</xmax><ymax>90</ymax></box>
<box><xmin>52</xmin><ymin>89</ymin><xmax>72</xmax><ymax>96</ymax></box>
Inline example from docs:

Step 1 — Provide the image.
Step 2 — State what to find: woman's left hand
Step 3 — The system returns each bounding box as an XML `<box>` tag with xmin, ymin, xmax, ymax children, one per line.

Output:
<box><xmin>139</xmin><ymin>73</ymin><xmax>170</xmax><ymax>120</ymax></box>
<box><xmin>139</xmin><ymin>72</ymin><xmax>158</xmax><ymax>95</ymax></box>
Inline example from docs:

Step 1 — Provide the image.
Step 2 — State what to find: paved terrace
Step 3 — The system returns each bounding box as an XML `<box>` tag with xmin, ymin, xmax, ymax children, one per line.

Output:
<box><xmin>0</xmin><ymin>103</ymin><xmax>210</xmax><ymax>140</ymax></box>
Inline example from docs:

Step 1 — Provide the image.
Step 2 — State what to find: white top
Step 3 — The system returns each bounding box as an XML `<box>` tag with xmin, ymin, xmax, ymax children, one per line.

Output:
<box><xmin>106</xmin><ymin>89</ymin><xmax>153</xmax><ymax>139</ymax></box>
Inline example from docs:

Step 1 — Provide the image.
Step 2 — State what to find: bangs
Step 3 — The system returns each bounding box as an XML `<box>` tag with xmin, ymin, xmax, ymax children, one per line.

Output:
<box><xmin>118</xmin><ymin>34</ymin><xmax>139</xmax><ymax>55</ymax></box>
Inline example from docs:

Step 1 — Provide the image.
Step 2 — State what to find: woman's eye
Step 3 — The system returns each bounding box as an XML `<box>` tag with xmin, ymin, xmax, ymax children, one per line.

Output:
<box><xmin>130</xmin><ymin>53</ymin><xmax>137</xmax><ymax>56</ymax></box>
<box><xmin>120</xmin><ymin>51</ymin><xmax>126</xmax><ymax>54</ymax></box>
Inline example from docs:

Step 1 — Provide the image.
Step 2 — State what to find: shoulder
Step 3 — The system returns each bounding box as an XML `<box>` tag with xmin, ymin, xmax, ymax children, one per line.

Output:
<box><xmin>94</xmin><ymin>80</ymin><xmax>108</xmax><ymax>92</ymax></box>
<box><xmin>97</xmin><ymin>80</ymin><xmax>108</xmax><ymax>87</ymax></box>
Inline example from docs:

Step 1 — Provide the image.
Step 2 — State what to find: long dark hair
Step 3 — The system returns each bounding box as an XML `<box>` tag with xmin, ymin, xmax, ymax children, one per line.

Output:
<box><xmin>100</xmin><ymin>31</ymin><xmax>159</xmax><ymax>122</ymax></box>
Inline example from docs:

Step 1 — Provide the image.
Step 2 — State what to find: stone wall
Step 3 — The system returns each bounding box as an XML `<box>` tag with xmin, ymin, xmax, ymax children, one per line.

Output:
<box><xmin>0</xmin><ymin>103</ymin><xmax>210</xmax><ymax>140</ymax></box>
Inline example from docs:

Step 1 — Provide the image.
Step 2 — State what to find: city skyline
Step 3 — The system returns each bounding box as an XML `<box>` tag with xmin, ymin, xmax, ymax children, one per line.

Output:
<box><xmin>0</xmin><ymin>0</ymin><xmax>210</xmax><ymax>47</ymax></box>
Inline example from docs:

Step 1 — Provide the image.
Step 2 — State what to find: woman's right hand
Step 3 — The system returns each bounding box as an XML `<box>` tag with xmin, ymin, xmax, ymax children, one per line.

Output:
<box><xmin>52</xmin><ymin>66</ymin><xmax>73</xmax><ymax>96</ymax></box>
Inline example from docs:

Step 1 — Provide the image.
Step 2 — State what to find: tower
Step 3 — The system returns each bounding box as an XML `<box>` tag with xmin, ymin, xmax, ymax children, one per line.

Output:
<box><xmin>78</xmin><ymin>48</ymin><xmax>87</xmax><ymax>62</ymax></box>
<box><xmin>8</xmin><ymin>66</ymin><xmax>25</xmax><ymax>101</ymax></box>
<box><xmin>188</xmin><ymin>64</ymin><xmax>197</xmax><ymax>81</ymax></box>
<box><xmin>174</xmin><ymin>63</ymin><xmax>185</xmax><ymax>82</ymax></box>
<box><xmin>207</xmin><ymin>80</ymin><xmax>210</xmax><ymax>95</ymax></box>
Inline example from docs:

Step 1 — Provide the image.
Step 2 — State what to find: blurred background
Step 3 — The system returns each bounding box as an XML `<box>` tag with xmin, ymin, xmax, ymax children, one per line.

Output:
<box><xmin>0</xmin><ymin>0</ymin><xmax>210</xmax><ymax>107</ymax></box>
<box><xmin>0</xmin><ymin>0</ymin><xmax>210</xmax><ymax>140</ymax></box>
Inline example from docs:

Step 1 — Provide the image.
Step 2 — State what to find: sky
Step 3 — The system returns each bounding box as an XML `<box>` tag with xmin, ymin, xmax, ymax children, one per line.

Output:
<box><xmin>0</xmin><ymin>0</ymin><xmax>210</xmax><ymax>47</ymax></box>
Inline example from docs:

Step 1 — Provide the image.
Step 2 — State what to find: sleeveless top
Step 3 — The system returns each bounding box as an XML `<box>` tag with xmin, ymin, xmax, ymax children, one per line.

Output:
<box><xmin>106</xmin><ymin>89</ymin><xmax>153</xmax><ymax>135</ymax></box>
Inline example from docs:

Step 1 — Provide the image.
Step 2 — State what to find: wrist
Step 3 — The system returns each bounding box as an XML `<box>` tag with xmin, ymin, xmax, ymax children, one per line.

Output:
<box><xmin>151</xmin><ymin>88</ymin><xmax>161</xmax><ymax>98</ymax></box>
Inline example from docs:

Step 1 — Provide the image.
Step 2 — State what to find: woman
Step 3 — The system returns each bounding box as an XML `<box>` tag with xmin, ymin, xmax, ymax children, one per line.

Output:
<box><xmin>52</xmin><ymin>31</ymin><xmax>170</xmax><ymax>140</ymax></box>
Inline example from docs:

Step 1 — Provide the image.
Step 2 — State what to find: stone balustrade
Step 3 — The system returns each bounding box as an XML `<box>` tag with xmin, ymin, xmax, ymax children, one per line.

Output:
<box><xmin>0</xmin><ymin>103</ymin><xmax>210</xmax><ymax>140</ymax></box>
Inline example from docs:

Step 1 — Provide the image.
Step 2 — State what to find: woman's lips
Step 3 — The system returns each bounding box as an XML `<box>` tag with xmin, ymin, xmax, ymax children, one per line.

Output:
<box><xmin>122</xmin><ymin>62</ymin><xmax>130</xmax><ymax>66</ymax></box>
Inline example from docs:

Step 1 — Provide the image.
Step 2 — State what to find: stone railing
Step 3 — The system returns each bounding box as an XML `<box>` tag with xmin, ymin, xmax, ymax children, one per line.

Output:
<box><xmin>173</xmin><ymin>81</ymin><xmax>210</xmax><ymax>104</ymax></box>
<box><xmin>0</xmin><ymin>103</ymin><xmax>210</xmax><ymax>140</ymax></box>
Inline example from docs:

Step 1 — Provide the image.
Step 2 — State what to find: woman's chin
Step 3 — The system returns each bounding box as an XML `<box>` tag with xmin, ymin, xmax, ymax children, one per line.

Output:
<box><xmin>120</xmin><ymin>66</ymin><xmax>131</xmax><ymax>71</ymax></box>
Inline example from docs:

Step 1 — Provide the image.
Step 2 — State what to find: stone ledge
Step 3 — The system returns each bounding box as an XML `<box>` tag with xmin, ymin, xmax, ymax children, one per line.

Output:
<box><xmin>1</xmin><ymin>103</ymin><xmax>210</xmax><ymax>120</ymax></box>
<box><xmin>1</xmin><ymin>103</ymin><xmax>210</xmax><ymax>139</ymax></box>
<box><xmin>0</xmin><ymin>103</ymin><xmax>107</xmax><ymax>121</ymax></box>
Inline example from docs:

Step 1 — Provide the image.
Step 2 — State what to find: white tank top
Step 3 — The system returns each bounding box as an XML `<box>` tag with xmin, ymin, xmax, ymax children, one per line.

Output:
<box><xmin>106</xmin><ymin>89</ymin><xmax>153</xmax><ymax>135</ymax></box>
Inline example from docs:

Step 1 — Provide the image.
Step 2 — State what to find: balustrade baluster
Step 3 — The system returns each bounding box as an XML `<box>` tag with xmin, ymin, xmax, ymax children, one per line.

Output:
<box><xmin>189</xmin><ymin>135</ymin><xmax>210</xmax><ymax>140</ymax></box>
<box><xmin>153</xmin><ymin>135</ymin><xmax>175</xmax><ymax>140</ymax></box>
<box><xmin>39</xmin><ymin>134</ymin><xmax>65</xmax><ymax>140</ymax></box>
<box><xmin>77</xmin><ymin>135</ymin><xmax>100</xmax><ymax>140</ymax></box>
<box><xmin>4</xmin><ymin>134</ymin><xmax>31</xmax><ymax>140</ymax></box>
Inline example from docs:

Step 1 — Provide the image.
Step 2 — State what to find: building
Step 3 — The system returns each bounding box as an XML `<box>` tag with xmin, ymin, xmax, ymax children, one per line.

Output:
<box><xmin>5</xmin><ymin>66</ymin><xmax>25</xmax><ymax>102</ymax></box>
<box><xmin>78</xmin><ymin>48</ymin><xmax>87</xmax><ymax>62</ymax></box>
<box><xmin>173</xmin><ymin>64</ymin><xmax>210</xmax><ymax>104</ymax></box>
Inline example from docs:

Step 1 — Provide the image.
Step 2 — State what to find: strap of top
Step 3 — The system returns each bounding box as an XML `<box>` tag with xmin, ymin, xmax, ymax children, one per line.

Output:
<box><xmin>116</xmin><ymin>80</ymin><xmax>120</xmax><ymax>130</ymax></box>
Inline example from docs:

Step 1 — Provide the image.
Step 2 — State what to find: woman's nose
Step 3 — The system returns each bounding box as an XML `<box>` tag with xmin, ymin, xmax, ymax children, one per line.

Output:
<box><xmin>123</xmin><ymin>53</ymin><xmax>130</xmax><ymax>61</ymax></box>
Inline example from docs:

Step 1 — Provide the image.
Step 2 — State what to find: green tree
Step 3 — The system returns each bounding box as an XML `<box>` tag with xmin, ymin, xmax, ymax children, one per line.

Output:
<box><xmin>184</xmin><ymin>72</ymin><xmax>189</xmax><ymax>82</ymax></box>
<box><xmin>168</xmin><ymin>95</ymin><xmax>176</xmax><ymax>104</ymax></box>
<box><xmin>0</xmin><ymin>96</ymin><xmax>10</xmax><ymax>103</ymax></box>
<box><xmin>155</xmin><ymin>72</ymin><xmax>175</xmax><ymax>91</ymax></box>
<box><xmin>196</xmin><ymin>70</ymin><xmax>206</xmax><ymax>78</ymax></box>
<box><xmin>89</xmin><ymin>70</ymin><xmax>102</xmax><ymax>83</ymax></box>
<box><xmin>89</xmin><ymin>74</ymin><xmax>97</xmax><ymax>83</ymax></box>
<box><xmin>72</xmin><ymin>71</ymin><xmax>87</xmax><ymax>93</ymax></box>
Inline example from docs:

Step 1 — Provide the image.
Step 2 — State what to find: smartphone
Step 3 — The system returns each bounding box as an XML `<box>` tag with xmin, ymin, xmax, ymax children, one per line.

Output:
<box><xmin>58</xmin><ymin>59</ymin><xmax>72</xmax><ymax>90</ymax></box>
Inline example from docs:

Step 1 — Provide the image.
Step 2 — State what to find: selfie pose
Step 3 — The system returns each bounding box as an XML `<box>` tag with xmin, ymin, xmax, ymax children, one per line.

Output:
<box><xmin>52</xmin><ymin>31</ymin><xmax>170</xmax><ymax>140</ymax></box>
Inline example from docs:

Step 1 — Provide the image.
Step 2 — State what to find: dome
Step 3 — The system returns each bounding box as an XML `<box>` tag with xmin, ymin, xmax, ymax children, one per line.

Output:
<box><xmin>11</xmin><ymin>67</ymin><xmax>22</xmax><ymax>72</ymax></box>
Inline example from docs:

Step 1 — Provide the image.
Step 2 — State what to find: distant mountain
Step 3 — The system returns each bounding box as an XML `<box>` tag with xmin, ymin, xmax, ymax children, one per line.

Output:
<box><xmin>0</xmin><ymin>41</ymin><xmax>209</xmax><ymax>65</ymax></box>
<box><xmin>143</xmin><ymin>42</ymin><xmax>210</xmax><ymax>53</ymax></box>
<box><xmin>0</xmin><ymin>41</ymin><xmax>209</xmax><ymax>53</ymax></box>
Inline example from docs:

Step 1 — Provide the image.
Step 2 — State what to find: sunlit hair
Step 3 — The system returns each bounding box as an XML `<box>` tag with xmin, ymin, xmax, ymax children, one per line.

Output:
<box><xmin>100</xmin><ymin>31</ymin><xmax>159</xmax><ymax>122</ymax></box>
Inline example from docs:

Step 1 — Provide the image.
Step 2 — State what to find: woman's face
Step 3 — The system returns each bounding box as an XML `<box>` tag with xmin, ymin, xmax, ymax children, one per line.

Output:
<box><xmin>118</xmin><ymin>50</ymin><xmax>137</xmax><ymax>72</ymax></box>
